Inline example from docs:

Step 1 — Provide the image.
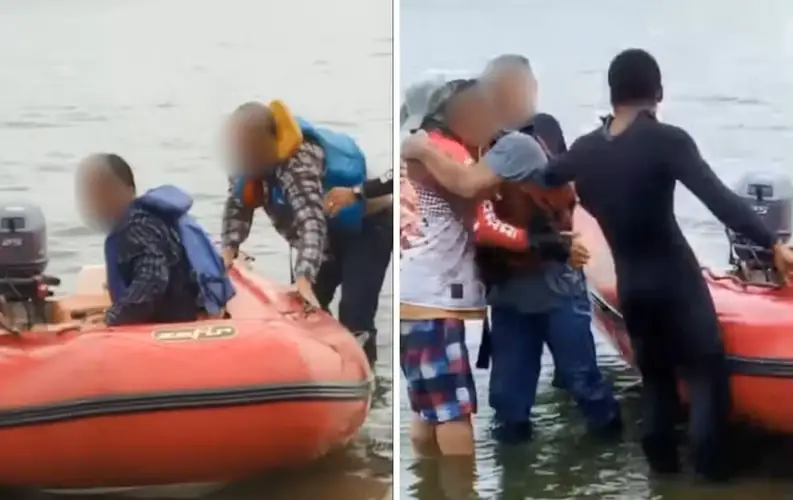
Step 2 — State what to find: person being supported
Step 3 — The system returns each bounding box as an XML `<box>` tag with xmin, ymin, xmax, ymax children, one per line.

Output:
<box><xmin>472</xmin><ymin>159</ymin><xmax>621</xmax><ymax>443</ymax></box>
<box><xmin>401</xmin><ymin>93</ymin><xmax>622</xmax><ymax>444</ymax></box>
<box><xmin>77</xmin><ymin>154</ymin><xmax>235</xmax><ymax>326</ymax></box>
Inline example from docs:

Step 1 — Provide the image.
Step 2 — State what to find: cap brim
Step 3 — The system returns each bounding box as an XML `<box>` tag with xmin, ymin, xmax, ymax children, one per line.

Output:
<box><xmin>401</xmin><ymin>114</ymin><xmax>424</xmax><ymax>135</ymax></box>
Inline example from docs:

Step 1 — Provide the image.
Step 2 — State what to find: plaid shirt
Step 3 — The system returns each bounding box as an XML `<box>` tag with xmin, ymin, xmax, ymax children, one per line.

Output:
<box><xmin>105</xmin><ymin>208</ymin><xmax>200</xmax><ymax>326</ymax></box>
<box><xmin>221</xmin><ymin>139</ymin><xmax>328</xmax><ymax>282</ymax></box>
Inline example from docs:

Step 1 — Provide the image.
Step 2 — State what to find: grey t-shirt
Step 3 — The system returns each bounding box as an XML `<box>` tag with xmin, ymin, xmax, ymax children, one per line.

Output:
<box><xmin>481</xmin><ymin>132</ymin><xmax>588</xmax><ymax>313</ymax></box>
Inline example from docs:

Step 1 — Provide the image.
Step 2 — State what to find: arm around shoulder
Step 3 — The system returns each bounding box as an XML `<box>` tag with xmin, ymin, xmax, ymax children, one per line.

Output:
<box><xmin>408</xmin><ymin>143</ymin><xmax>497</xmax><ymax>199</ymax></box>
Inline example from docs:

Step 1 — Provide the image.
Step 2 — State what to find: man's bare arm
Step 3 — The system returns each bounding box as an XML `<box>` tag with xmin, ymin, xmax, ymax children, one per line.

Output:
<box><xmin>412</xmin><ymin>146</ymin><xmax>499</xmax><ymax>198</ymax></box>
<box><xmin>407</xmin><ymin>131</ymin><xmax>550</xmax><ymax>199</ymax></box>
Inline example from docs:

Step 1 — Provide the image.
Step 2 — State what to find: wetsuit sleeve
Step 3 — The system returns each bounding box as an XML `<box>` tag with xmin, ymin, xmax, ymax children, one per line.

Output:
<box><xmin>519</xmin><ymin>137</ymin><xmax>585</xmax><ymax>188</ymax></box>
<box><xmin>482</xmin><ymin>132</ymin><xmax>549</xmax><ymax>181</ymax></box>
<box><xmin>533</xmin><ymin>113</ymin><xmax>568</xmax><ymax>154</ymax></box>
<box><xmin>362</xmin><ymin>169</ymin><xmax>393</xmax><ymax>198</ymax></box>
<box><xmin>105</xmin><ymin>216</ymin><xmax>171</xmax><ymax>326</ymax></box>
<box><xmin>473</xmin><ymin>200</ymin><xmax>528</xmax><ymax>251</ymax></box>
<box><xmin>540</xmin><ymin>148</ymin><xmax>582</xmax><ymax>187</ymax></box>
<box><xmin>667</xmin><ymin>127</ymin><xmax>775</xmax><ymax>249</ymax></box>
<box><xmin>278</xmin><ymin>141</ymin><xmax>328</xmax><ymax>283</ymax></box>
<box><xmin>221</xmin><ymin>176</ymin><xmax>254</xmax><ymax>250</ymax></box>
<box><xmin>556</xmin><ymin>124</ymin><xmax>568</xmax><ymax>153</ymax></box>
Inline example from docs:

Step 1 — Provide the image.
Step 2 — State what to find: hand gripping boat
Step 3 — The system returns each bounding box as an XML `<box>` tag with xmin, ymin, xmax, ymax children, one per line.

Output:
<box><xmin>0</xmin><ymin>204</ymin><xmax>372</xmax><ymax>489</ymax></box>
<box><xmin>577</xmin><ymin>171</ymin><xmax>793</xmax><ymax>434</ymax></box>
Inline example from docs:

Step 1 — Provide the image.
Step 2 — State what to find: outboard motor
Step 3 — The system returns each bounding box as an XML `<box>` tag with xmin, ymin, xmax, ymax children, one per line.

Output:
<box><xmin>0</xmin><ymin>204</ymin><xmax>59</xmax><ymax>329</ymax></box>
<box><xmin>726</xmin><ymin>172</ymin><xmax>793</xmax><ymax>282</ymax></box>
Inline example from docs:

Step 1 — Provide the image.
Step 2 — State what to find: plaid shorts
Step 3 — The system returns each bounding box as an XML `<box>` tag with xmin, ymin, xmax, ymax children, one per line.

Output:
<box><xmin>400</xmin><ymin>318</ymin><xmax>477</xmax><ymax>423</ymax></box>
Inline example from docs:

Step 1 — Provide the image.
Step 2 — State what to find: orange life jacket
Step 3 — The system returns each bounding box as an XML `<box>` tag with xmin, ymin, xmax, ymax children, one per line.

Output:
<box><xmin>475</xmin><ymin>135</ymin><xmax>577</xmax><ymax>281</ymax></box>
<box><xmin>234</xmin><ymin>100</ymin><xmax>303</xmax><ymax>209</ymax></box>
<box><xmin>239</xmin><ymin>179</ymin><xmax>265</xmax><ymax>207</ymax></box>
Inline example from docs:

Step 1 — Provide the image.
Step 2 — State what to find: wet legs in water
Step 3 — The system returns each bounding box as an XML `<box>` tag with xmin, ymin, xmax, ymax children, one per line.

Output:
<box><xmin>313</xmin><ymin>209</ymin><xmax>393</xmax><ymax>364</ymax></box>
<box><xmin>488</xmin><ymin>297</ymin><xmax>621</xmax><ymax>444</ymax></box>
<box><xmin>624</xmin><ymin>297</ymin><xmax>732</xmax><ymax>482</ymax></box>
<box><xmin>401</xmin><ymin>318</ymin><xmax>478</xmax><ymax>456</ymax></box>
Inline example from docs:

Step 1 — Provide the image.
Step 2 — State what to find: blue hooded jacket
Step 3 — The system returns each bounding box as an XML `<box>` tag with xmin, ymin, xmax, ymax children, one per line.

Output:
<box><xmin>105</xmin><ymin>185</ymin><xmax>235</xmax><ymax>317</ymax></box>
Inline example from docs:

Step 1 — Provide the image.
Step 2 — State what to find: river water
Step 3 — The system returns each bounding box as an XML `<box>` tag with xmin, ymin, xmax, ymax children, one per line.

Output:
<box><xmin>0</xmin><ymin>0</ymin><xmax>392</xmax><ymax>498</ymax></box>
<box><xmin>400</xmin><ymin>0</ymin><xmax>793</xmax><ymax>498</ymax></box>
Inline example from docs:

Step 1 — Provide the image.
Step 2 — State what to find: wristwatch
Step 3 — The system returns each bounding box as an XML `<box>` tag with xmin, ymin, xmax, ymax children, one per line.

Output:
<box><xmin>352</xmin><ymin>184</ymin><xmax>365</xmax><ymax>201</ymax></box>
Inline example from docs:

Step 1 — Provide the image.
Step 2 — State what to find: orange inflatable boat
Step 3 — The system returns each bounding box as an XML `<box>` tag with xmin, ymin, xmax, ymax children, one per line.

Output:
<box><xmin>576</xmin><ymin>202</ymin><xmax>793</xmax><ymax>435</ymax></box>
<box><xmin>0</xmin><ymin>259</ymin><xmax>372</xmax><ymax>489</ymax></box>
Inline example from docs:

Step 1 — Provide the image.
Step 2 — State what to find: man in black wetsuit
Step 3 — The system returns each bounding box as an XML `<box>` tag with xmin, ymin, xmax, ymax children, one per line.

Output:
<box><xmin>402</xmin><ymin>48</ymin><xmax>793</xmax><ymax>481</ymax></box>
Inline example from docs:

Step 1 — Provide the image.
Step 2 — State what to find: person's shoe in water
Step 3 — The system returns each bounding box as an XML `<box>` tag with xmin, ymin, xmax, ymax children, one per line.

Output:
<box><xmin>355</xmin><ymin>330</ymin><xmax>378</xmax><ymax>366</ymax></box>
<box><xmin>551</xmin><ymin>371</ymin><xmax>565</xmax><ymax>390</ymax></box>
<box><xmin>691</xmin><ymin>437</ymin><xmax>732</xmax><ymax>483</ymax></box>
<box><xmin>492</xmin><ymin>420</ymin><xmax>533</xmax><ymax>445</ymax></box>
<box><xmin>590</xmin><ymin>413</ymin><xmax>624</xmax><ymax>440</ymax></box>
<box><xmin>641</xmin><ymin>433</ymin><xmax>681</xmax><ymax>474</ymax></box>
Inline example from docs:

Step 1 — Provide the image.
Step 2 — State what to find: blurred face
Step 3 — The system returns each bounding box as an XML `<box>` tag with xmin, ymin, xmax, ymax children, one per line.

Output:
<box><xmin>227</xmin><ymin>119</ymin><xmax>279</xmax><ymax>176</ymax></box>
<box><xmin>76</xmin><ymin>161</ymin><xmax>133</xmax><ymax>232</ymax></box>
<box><xmin>446</xmin><ymin>86</ymin><xmax>500</xmax><ymax>148</ymax></box>
<box><xmin>485</xmin><ymin>68</ymin><xmax>537</xmax><ymax>128</ymax></box>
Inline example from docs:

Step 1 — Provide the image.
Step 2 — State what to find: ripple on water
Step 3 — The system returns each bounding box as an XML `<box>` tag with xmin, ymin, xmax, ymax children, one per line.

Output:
<box><xmin>679</xmin><ymin>94</ymin><xmax>769</xmax><ymax>107</ymax></box>
<box><xmin>0</xmin><ymin>185</ymin><xmax>30</xmax><ymax>192</ymax></box>
<box><xmin>315</xmin><ymin>119</ymin><xmax>359</xmax><ymax>129</ymax></box>
<box><xmin>36</xmin><ymin>162</ymin><xmax>67</xmax><ymax>173</ymax></box>
<box><xmin>0</xmin><ymin>120</ymin><xmax>63</xmax><ymax>129</ymax></box>
<box><xmin>49</xmin><ymin>225</ymin><xmax>96</xmax><ymax>238</ymax></box>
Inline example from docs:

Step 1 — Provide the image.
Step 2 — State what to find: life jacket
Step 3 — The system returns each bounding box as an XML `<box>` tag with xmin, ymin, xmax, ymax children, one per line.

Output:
<box><xmin>475</xmin><ymin>131</ymin><xmax>577</xmax><ymax>282</ymax></box>
<box><xmin>105</xmin><ymin>185</ymin><xmax>236</xmax><ymax>317</ymax></box>
<box><xmin>233</xmin><ymin>100</ymin><xmax>367</xmax><ymax>231</ymax></box>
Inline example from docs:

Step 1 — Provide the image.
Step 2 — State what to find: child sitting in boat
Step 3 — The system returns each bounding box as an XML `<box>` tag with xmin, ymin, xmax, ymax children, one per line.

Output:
<box><xmin>76</xmin><ymin>154</ymin><xmax>234</xmax><ymax>326</ymax></box>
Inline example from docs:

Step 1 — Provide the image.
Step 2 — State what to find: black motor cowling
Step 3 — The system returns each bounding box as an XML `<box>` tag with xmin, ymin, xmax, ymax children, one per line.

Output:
<box><xmin>726</xmin><ymin>172</ymin><xmax>793</xmax><ymax>271</ymax></box>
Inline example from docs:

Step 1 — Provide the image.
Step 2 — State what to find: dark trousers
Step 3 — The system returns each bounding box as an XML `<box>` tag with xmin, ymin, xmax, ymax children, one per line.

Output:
<box><xmin>488</xmin><ymin>294</ymin><xmax>620</xmax><ymax>443</ymax></box>
<box><xmin>313</xmin><ymin>208</ymin><xmax>393</xmax><ymax>364</ymax></box>
<box><xmin>622</xmin><ymin>295</ymin><xmax>731</xmax><ymax>481</ymax></box>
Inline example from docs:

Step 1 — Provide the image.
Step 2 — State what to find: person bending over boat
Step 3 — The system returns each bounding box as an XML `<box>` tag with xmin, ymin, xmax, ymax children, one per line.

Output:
<box><xmin>400</xmin><ymin>79</ymin><xmax>500</xmax><ymax>456</ymax></box>
<box><xmin>403</xmin><ymin>48</ymin><xmax>793</xmax><ymax>481</ymax></box>
<box><xmin>76</xmin><ymin>154</ymin><xmax>234</xmax><ymax>326</ymax></box>
<box><xmin>222</xmin><ymin>101</ymin><xmax>391</xmax><ymax>365</ymax></box>
<box><xmin>470</xmin><ymin>54</ymin><xmax>621</xmax><ymax>443</ymax></box>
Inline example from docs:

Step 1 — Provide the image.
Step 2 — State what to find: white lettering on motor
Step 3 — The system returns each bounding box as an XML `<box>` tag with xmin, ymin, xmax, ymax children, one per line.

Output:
<box><xmin>752</xmin><ymin>204</ymin><xmax>768</xmax><ymax>215</ymax></box>
<box><xmin>0</xmin><ymin>238</ymin><xmax>22</xmax><ymax>247</ymax></box>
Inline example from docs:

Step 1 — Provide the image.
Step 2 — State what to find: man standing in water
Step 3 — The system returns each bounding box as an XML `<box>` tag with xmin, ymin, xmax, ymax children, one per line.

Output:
<box><xmin>402</xmin><ymin>48</ymin><xmax>793</xmax><ymax>481</ymax></box>
<box><xmin>400</xmin><ymin>79</ymin><xmax>499</xmax><ymax>457</ymax></box>
<box><xmin>222</xmin><ymin>102</ymin><xmax>392</xmax><ymax>364</ymax></box>
<box><xmin>474</xmin><ymin>54</ymin><xmax>621</xmax><ymax>443</ymax></box>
